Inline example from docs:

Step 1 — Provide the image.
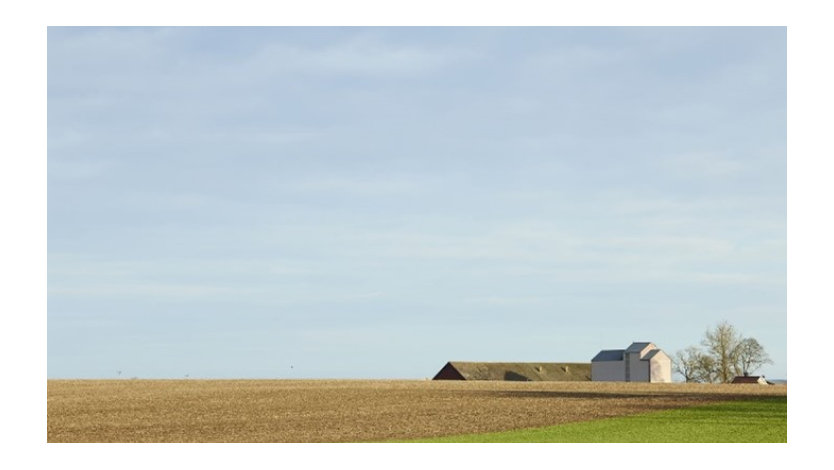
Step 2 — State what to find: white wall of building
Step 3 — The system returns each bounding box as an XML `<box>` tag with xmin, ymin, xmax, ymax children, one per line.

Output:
<box><xmin>649</xmin><ymin>352</ymin><xmax>672</xmax><ymax>383</ymax></box>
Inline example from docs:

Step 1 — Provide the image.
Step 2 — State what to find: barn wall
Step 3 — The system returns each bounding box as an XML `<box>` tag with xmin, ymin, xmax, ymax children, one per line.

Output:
<box><xmin>591</xmin><ymin>361</ymin><xmax>625</xmax><ymax>381</ymax></box>
<box><xmin>628</xmin><ymin>353</ymin><xmax>650</xmax><ymax>382</ymax></box>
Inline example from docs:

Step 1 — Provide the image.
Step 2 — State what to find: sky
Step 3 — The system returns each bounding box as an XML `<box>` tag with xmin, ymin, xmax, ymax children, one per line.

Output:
<box><xmin>47</xmin><ymin>26</ymin><xmax>786</xmax><ymax>380</ymax></box>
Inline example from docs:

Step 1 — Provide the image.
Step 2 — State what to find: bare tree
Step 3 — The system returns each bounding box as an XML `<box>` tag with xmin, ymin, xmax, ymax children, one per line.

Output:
<box><xmin>737</xmin><ymin>337</ymin><xmax>773</xmax><ymax>376</ymax></box>
<box><xmin>692</xmin><ymin>352</ymin><xmax>720</xmax><ymax>383</ymax></box>
<box><xmin>675</xmin><ymin>321</ymin><xmax>773</xmax><ymax>383</ymax></box>
<box><xmin>674</xmin><ymin>346</ymin><xmax>724</xmax><ymax>383</ymax></box>
<box><xmin>673</xmin><ymin>346</ymin><xmax>703</xmax><ymax>382</ymax></box>
<box><xmin>701</xmin><ymin>321</ymin><xmax>744</xmax><ymax>383</ymax></box>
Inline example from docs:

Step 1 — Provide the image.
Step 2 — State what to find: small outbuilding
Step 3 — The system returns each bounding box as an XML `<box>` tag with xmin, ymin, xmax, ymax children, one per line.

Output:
<box><xmin>591</xmin><ymin>342</ymin><xmax>672</xmax><ymax>382</ymax></box>
<box><xmin>731</xmin><ymin>375</ymin><xmax>772</xmax><ymax>385</ymax></box>
<box><xmin>433</xmin><ymin>362</ymin><xmax>591</xmax><ymax>381</ymax></box>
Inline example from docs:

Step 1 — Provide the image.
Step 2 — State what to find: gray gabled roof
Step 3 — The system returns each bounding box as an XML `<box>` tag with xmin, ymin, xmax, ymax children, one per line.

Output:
<box><xmin>625</xmin><ymin>342</ymin><xmax>654</xmax><ymax>353</ymax></box>
<box><xmin>642</xmin><ymin>349</ymin><xmax>667</xmax><ymax>361</ymax></box>
<box><xmin>591</xmin><ymin>350</ymin><xmax>624</xmax><ymax>362</ymax></box>
<box><xmin>593</xmin><ymin>343</ymin><xmax>668</xmax><ymax>362</ymax></box>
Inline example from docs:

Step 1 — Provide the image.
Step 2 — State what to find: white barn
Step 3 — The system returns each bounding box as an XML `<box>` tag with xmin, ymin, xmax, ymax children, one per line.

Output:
<box><xmin>591</xmin><ymin>342</ymin><xmax>672</xmax><ymax>382</ymax></box>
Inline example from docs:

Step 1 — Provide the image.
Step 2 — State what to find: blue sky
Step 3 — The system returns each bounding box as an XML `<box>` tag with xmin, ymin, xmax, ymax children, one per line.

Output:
<box><xmin>47</xmin><ymin>27</ymin><xmax>786</xmax><ymax>379</ymax></box>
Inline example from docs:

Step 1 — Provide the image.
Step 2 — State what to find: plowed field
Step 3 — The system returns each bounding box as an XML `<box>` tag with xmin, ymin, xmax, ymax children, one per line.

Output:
<box><xmin>47</xmin><ymin>379</ymin><xmax>786</xmax><ymax>442</ymax></box>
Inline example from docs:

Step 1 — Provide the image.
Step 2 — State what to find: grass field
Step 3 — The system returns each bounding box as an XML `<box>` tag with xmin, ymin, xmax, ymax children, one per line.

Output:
<box><xmin>47</xmin><ymin>379</ymin><xmax>786</xmax><ymax>443</ymax></box>
<box><xmin>408</xmin><ymin>396</ymin><xmax>787</xmax><ymax>442</ymax></box>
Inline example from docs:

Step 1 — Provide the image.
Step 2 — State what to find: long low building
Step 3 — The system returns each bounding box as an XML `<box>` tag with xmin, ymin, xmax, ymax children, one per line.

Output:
<box><xmin>433</xmin><ymin>361</ymin><xmax>591</xmax><ymax>381</ymax></box>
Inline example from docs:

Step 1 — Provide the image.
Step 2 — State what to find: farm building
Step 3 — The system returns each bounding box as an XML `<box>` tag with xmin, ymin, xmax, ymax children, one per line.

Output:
<box><xmin>591</xmin><ymin>342</ymin><xmax>672</xmax><ymax>382</ymax></box>
<box><xmin>731</xmin><ymin>375</ymin><xmax>772</xmax><ymax>385</ymax></box>
<box><xmin>433</xmin><ymin>362</ymin><xmax>591</xmax><ymax>381</ymax></box>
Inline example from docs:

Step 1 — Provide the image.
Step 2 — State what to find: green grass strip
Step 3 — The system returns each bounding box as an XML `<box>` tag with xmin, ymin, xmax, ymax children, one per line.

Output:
<box><xmin>408</xmin><ymin>396</ymin><xmax>787</xmax><ymax>443</ymax></box>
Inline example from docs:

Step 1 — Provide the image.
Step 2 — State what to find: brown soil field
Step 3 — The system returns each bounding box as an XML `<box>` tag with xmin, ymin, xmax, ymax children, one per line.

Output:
<box><xmin>47</xmin><ymin>379</ymin><xmax>787</xmax><ymax>443</ymax></box>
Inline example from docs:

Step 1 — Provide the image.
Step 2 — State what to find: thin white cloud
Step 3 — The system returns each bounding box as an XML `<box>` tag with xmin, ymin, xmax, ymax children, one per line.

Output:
<box><xmin>48</xmin><ymin>156</ymin><xmax>112</xmax><ymax>181</ymax></box>
<box><xmin>281</xmin><ymin>173</ymin><xmax>436</xmax><ymax>196</ymax></box>
<box><xmin>663</xmin><ymin>151</ymin><xmax>747</xmax><ymax>177</ymax></box>
<box><xmin>463</xmin><ymin>296</ymin><xmax>550</xmax><ymax>306</ymax></box>
<box><xmin>249</xmin><ymin>36</ymin><xmax>480</xmax><ymax>78</ymax></box>
<box><xmin>523</xmin><ymin>44</ymin><xmax>629</xmax><ymax>72</ymax></box>
<box><xmin>49</xmin><ymin>283</ymin><xmax>266</xmax><ymax>300</ymax></box>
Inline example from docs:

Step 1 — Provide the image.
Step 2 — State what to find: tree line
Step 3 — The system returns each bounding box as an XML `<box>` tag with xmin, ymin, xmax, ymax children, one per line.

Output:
<box><xmin>673</xmin><ymin>321</ymin><xmax>772</xmax><ymax>383</ymax></box>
